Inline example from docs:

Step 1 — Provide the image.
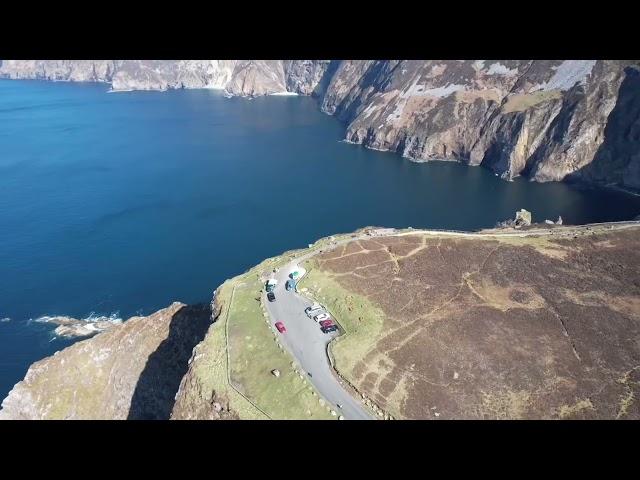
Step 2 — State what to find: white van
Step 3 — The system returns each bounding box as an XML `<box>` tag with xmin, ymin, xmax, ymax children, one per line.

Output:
<box><xmin>305</xmin><ymin>304</ymin><xmax>323</xmax><ymax>318</ymax></box>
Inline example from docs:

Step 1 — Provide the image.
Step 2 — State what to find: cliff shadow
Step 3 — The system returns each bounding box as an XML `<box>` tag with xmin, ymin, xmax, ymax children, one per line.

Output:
<box><xmin>127</xmin><ymin>304</ymin><xmax>212</xmax><ymax>420</ymax></box>
<box><xmin>567</xmin><ymin>66</ymin><xmax>640</xmax><ymax>188</ymax></box>
<box><xmin>312</xmin><ymin>60</ymin><xmax>341</xmax><ymax>99</ymax></box>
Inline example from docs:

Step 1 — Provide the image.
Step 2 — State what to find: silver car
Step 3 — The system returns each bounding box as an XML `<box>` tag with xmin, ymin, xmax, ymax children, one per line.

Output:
<box><xmin>305</xmin><ymin>305</ymin><xmax>324</xmax><ymax>318</ymax></box>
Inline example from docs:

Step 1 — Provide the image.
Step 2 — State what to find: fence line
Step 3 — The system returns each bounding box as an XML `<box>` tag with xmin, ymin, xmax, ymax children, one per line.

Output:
<box><xmin>224</xmin><ymin>284</ymin><xmax>272</xmax><ymax>420</ymax></box>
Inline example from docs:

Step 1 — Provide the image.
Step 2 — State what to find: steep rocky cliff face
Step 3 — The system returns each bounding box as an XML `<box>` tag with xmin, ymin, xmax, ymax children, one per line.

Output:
<box><xmin>327</xmin><ymin>60</ymin><xmax>640</xmax><ymax>188</ymax></box>
<box><xmin>283</xmin><ymin>59</ymin><xmax>333</xmax><ymax>95</ymax></box>
<box><xmin>0</xmin><ymin>60</ymin><xmax>328</xmax><ymax>95</ymax></box>
<box><xmin>0</xmin><ymin>302</ymin><xmax>212</xmax><ymax>420</ymax></box>
<box><xmin>109</xmin><ymin>60</ymin><xmax>236</xmax><ymax>92</ymax></box>
<box><xmin>223</xmin><ymin>60</ymin><xmax>288</xmax><ymax>96</ymax></box>
<box><xmin>572</xmin><ymin>65</ymin><xmax>640</xmax><ymax>191</ymax></box>
<box><xmin>170</xmin><ymin>288</ymin><xmax>242</xmax><ymax>420</ymax></box>
<box><xmin>1</xmin><ymin>59</ymin><xmax>639</xmax><ymax>189</ymax></box>
<box><xmin>0</xmin><ymin>60</ymin><xmax>120</xmax><ymax>82</ymax></box>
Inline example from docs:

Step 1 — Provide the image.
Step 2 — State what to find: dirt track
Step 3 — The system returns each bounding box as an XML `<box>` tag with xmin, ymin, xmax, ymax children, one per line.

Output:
<box><xmin>306</xmin><ymin>222</ymin><xmax>640</xmax><ymax>419</ymax></box>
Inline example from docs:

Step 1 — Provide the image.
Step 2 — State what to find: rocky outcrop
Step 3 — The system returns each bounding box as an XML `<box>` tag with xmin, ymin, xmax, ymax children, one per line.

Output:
<box><xmin>570</xmin><ymin>65</ymin><xmax>640</xmax><ymax>191</ymax></box>
<box><xmin>33</xmin><ymin>314</ymin><xmax>122</xmax><ymax>338</ymax></box>
<box><xmin>0</xmin><ymin>302</ymin><xmax>212</xmax><ymax>420</ymax></box>
<box><xmin>170</xmin><ymin>290</ymin><xmax>239</xmax><ymax>420</ymax></box>
<box><xmin>2</xmin><ymin>59</ymin><xmax>639</xmax><ymax>189</ymax></box>
<box><xmin>283</xmin><ymin>60</ymin><xmax>332</xmax><ymax>95</ymax></box>
<box><xmin>224</xmin><ymin>60</ymin><xmax>287</xmax><ymax>97</ymax></box>
<box><xmin>109</xmin><ymin>60</ymin><xmax>236</xmax><ymax>92</ymax></box>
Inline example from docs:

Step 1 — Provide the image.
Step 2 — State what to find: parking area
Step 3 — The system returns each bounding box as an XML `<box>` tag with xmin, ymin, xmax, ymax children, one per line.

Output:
<box><xmin>262</xmin><ymin>260</ymin><xmax>373</xmax><ymax>420</ymax></box>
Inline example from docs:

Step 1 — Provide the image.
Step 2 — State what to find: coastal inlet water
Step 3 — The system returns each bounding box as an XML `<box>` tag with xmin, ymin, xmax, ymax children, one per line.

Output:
<box><xmin>2</xmin><ymin>79</ymin><xmax>640</xmax><ymax>401</ymax></box>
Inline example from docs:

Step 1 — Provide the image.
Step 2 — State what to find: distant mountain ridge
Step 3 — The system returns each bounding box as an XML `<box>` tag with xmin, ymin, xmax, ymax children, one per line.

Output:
<box><xmin>2</xmin><ymin>59</ymin><xmax>639</xmax><ymax>190</ymax></box>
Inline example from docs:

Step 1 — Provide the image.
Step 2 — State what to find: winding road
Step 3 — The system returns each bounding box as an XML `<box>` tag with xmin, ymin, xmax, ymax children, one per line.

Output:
<box><xmin>263</xmin><ymin>249</ymin><xmax>375</xmax><ymax>420</ymax></box>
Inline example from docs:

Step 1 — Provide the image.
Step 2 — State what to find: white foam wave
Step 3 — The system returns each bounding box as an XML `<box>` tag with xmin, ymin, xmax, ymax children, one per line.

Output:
<box><xmin>32</xmin><ymin>312</ymin><xmax>123</xmax><ymax>338</ymax></box>
<box><xmin>33</xmin><ymin>312</ymin><xmax>122</xmax><ymax>325</ymax></box>
<box><xmin>0</xmin><ymin>317</ymin><xmax>10</xmax><ymax>323</ymax></box>
<box><xmin>270</xmin><ymin>91</ymin><xmax>298</xmax><ymax>96</ymax></box>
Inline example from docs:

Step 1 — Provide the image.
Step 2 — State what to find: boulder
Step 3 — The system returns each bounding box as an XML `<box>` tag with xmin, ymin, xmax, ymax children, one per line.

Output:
<box><xmin>514</xmin><ymin>209</ymin><xmax>532</xmax><ymax>227</ymax></box>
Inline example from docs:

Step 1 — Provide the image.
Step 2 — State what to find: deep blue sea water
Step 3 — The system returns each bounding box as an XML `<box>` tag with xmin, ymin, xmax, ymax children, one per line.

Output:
<box><xmin>1</xmin><ymin>79</ymin><xmax>640</xmax><ymax>400</ymax></box>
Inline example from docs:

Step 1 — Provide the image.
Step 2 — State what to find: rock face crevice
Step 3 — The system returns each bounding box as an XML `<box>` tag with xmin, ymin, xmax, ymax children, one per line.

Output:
<box><xmin>2</xmin><ymin>59</ymin><xmax>639</xmax><ymax>189</ymax></box>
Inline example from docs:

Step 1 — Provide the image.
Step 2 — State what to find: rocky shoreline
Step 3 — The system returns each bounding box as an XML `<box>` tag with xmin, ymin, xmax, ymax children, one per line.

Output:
<box><xmin>2</xmin><ymin>60</ymin><xmax>639</xmax><ymax>192</ymax></box>
<box><xmin>34</xmin><ymin>315</ymin><xmax>122</xmax><ymax>338</ymax></box>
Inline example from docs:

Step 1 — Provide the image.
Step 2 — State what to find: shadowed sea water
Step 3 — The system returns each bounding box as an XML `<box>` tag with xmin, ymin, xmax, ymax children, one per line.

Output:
<box><xmin>1</xmin><ymin>79</ymin><xmax>640</xmax><ymax>400</ymax></box>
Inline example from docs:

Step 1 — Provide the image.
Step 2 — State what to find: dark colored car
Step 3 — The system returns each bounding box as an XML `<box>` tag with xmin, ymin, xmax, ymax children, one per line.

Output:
<box><xmin>319</xmin><ymin>319</ymin><xmax>334</xmax><ymax>328</ymax></box>
<box><xmin>267</xmin><ymin>292</ymin><xmax>276</xmax><ymax>302</ymax></box>
<box><xmin>275</xmin><ymin>321</ymin><xmax>286</xmax><ymax>333</ymax></box>
<box><xmin>321</xmin><ymin>324</ymin><xmax>338</xmax><ymax>334</ymax></box>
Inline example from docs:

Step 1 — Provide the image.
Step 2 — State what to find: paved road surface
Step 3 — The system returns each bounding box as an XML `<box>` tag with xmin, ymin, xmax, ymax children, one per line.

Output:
<box><xmin>264</xmin><ymin>253</ymin><xmax>374</xmax><ymax>420</ymax></box>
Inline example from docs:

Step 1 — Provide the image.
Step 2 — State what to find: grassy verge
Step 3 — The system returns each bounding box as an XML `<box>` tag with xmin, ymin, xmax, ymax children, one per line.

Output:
<box><xmin>298</xmin><ymin>259</ymin><xmax>387</xmax><ymax>379</ymax></box>
<box><xmin>227</xmin><ymin>272</ymin><xmax>334</xmax><ymax>419</ymax></box>
<box><xmin>176</xmin><ymin>279</ymin><xmax>267</xmax><ymax>419</ymax></box>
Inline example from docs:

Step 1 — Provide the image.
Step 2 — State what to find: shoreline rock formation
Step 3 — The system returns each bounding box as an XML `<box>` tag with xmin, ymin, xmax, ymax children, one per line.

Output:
<box><xmin>34</xmin><ymin>314</ymin><xmax>122</xmax><ymax>338</ymax></box>
<box><xmin>1</xmin><ymin>60</ymin><xmax>639</xmax><ymax>192</ymax></box>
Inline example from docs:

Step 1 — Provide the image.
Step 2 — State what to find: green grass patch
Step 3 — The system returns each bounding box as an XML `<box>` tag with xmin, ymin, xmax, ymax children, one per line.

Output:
<box><xmin>298</xmin><ymin>260</ymin><xmax>387</xmax><ymax>378</ymax></box>
<box><xmin>227</xmin><ymin>275</ymin><xmax>334</xmax><ymax>420</ymax></box>
<box><xmin>502</xmin><ymin>90</ymin><xmax>562</xmax><ymax>113</ymax></box>
<box><xmin>178</xmin><ymin>280</ymin><xmax>267</xmax><ymax>419</ymax></box>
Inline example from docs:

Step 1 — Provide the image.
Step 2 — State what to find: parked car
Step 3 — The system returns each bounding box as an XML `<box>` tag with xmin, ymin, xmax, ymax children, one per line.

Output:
<box><xmin>313</xmin><ymin>312</ymin><xmax>330</xmax><ymax>322</ymax></box>
<box><xmin>275</xmin><ymin>321</ymin><xmax>286</xmax><ymax>333</ymax></box>
<box><xmin>267</xmin><ymin>292</ymin><xmax>276</xmax><ymax>302</ymax></box>
<box><xmin>305</xmin><ymin>305</ymin><xmax>324</xmax><ymax>318</ymax></box>
<box><xmin>321</xmin><ymin>324</ymin><xmax>338</xmax><ymax>334</ymax></box>
<box><xmin>286</xmin><ymin>279</ymin><xmax>296</xmax><ymax>291</ymax></box>
<box><xmin>319</xmin><ymin>319</ymin><xmax>334</xmax><ymax>328</ymax></box>
<box><xmin>265</xmin><ymin>279</ymin><xmax>277</xmax><ymax>293</ymax></box>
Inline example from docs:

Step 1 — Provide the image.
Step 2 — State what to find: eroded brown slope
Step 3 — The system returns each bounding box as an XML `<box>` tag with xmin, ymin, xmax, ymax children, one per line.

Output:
<box><xmin>307</xmin><ymin>227</ymin><xmax>640</xmax><ymax>419</ymax></box>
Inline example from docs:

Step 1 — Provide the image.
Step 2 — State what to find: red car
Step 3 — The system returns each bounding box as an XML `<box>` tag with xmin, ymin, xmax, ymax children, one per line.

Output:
<box><xmin>275</xmin><ymin>321</ymin><xmax>286</xmax><ymax>333</ymax></box>
<box><xmin>319</xmin><ymin>319</ymin><xmax>334</xmax><ymax>328</ymax></box>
